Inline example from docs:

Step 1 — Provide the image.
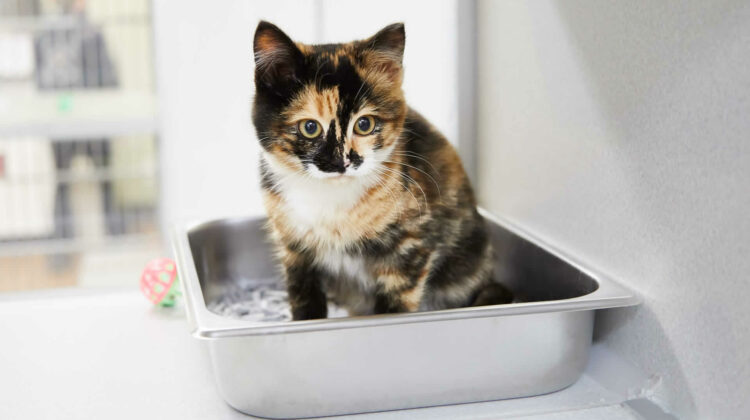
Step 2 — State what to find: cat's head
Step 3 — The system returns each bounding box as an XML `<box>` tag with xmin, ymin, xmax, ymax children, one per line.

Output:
<box><xmin>252</xmin><ymin>21</ymin><xmax>407</xmax><ymax>180</ymax></box>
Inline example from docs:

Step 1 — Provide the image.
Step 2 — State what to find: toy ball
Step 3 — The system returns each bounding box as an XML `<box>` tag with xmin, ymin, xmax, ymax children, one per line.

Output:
<box><xmin>140</xmin><ymin>258</ymin><xmax>181</xmax><ymax>307</ymax></box>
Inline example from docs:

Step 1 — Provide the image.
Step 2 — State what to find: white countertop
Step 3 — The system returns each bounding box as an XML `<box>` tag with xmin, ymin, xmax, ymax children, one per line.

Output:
<box><xmin>0</xmin><ymin>289</ymin><xmax>642</xmax><ymax>419</ymax></box>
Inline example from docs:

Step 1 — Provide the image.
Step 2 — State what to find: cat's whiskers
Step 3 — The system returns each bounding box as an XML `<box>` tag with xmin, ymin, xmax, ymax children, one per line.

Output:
<box><xmin>352</xmin><ymin>80</ymin><xmax>371</xmax><ymax>107</ymax></box>
<box><xmin>382</xmin><ymin>159</ymin><xmax>442</xmax><ymax>203</ymax></box>
<box><xmin>373</xmin><ymin>169</ymin><xmax>414</xmax><ymax>219</ymax></box>
<box><xmin>397</xmin><ymin>128</ymin><xmax>427</xmax><ymax>144</ymax></box>
<box><xmin>391</xmin><ymin>151</ymin><xmax>441</xmax><ymax>178</ymax></box>
<box><xmin>285</xmin><ymin>161</ymin><xmax>404</xmax><ymax>224</ymax></box>
<box><xmin>313</xmin><ymin>60</ymin><xmax>325</xmax><ymax>88</ymax></box>
<box><xmin>371</xmin><ymin>170</ymin><xmax>403</xmax><ymax>222</ymax></box>
<box><xmin>377</xmin><ymin>164</ymin><xmax>428</xmax><ymax>209</ymax></box>
<box><xmin>267</xmin><ymin>156</ymin><xmax>315</xmax><ymax>189</ymax></box>
<box><xmin>374</xmin><ymin>166</ymin><xmax>422</xmax><ymax>217</ymax></box>
<box><xmin>380</xmin><ymin>164</ymin><xmax>428</xmax><ymax>206</ymax></box>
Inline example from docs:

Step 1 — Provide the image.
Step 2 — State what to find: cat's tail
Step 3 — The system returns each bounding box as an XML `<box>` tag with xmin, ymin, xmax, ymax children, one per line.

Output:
<box><xmin>471</xmin><ymin>281</ymin><xmax>514</xmax><ymax>307</ymax></box>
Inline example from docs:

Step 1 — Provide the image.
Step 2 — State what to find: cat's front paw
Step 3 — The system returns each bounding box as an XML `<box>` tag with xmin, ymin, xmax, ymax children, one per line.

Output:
<box><xmin>291</xmin><ymin>303</ymin><xmax>328</xmax><ymax>321</ymax></box>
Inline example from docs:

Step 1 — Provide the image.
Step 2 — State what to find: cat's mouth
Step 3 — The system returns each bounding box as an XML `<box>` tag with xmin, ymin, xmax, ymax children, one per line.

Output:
<box><xmin>307</xmin><ymin>164</ymin><xmax>361</xmax><ymax>180</ymax></box>
<box><xmin>305</xmin><ymin>154</ymin><xmax>372</xmax><ymax>179</ymax></box>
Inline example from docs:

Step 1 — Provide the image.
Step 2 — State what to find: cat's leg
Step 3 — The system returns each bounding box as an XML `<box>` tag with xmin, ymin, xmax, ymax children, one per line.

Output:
<box><xmin>373</xmin><ymin>250</ymin><xmax>434</xmax><ymax>314</ymax></box>
<box><xmin>283</xmin><ymin>252</ymin><xmax>328</xmax><ymax>320</ymax></box>
<box><xmin>472</xmin><ymin>281</ymin><xmax>514</xmax><ymax>306</ymax></box>
<box><xmin>374</xmin><ymin>286</ymin><xmax>419</xmax><ymax>313</ymax></box>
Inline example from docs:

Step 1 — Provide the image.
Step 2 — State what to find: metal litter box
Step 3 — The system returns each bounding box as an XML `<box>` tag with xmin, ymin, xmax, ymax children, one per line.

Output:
<box><xmin>172</xmin><ymin>209</ymin><xmax>639</xmax><ymax>419</ymax></box>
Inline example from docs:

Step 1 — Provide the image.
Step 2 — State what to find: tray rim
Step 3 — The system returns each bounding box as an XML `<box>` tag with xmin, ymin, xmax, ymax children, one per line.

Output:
<box><xmin>172</xmin><ymin>208</ymin><xmax>641</xmax><ymax>339</ymax></box>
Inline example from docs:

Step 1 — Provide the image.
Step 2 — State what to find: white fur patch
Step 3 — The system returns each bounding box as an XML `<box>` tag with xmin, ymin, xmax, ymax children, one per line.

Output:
<box><xmin>316</xmin><ymin>248</ymin><xmax>373</xmax><ymax>290</ymax></box>
<box><xmin>261</xmin><ymin>150</ymin><xmax>387</xmax><ymax>236</ymax></box>
<box><xmin>355</xmin><ymin>142</ymin><xmax>396</xmax><ymax>179</ymax></box>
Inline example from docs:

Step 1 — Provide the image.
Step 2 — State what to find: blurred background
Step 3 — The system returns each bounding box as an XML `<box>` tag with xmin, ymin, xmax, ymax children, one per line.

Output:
<box><xmin>0</xmin><ymin>1</ymin><xmax>748</xmax><ymax>418</ymax></box>
<box><xmin>0</xmin><ymin>0</ymin><xmax>475</xmax><ymax>292</ymax></box>
<box><xmin>0</xmin><ymin>0</ymin><xmax>158</xmax><ymax>291</ymax></box>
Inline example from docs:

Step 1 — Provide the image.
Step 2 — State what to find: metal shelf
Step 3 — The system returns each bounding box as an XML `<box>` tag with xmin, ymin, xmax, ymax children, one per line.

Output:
<box><xmin>0</xmin><ymin>232</ymin><xmax>160</xmax><ymax>257</ymax></box>
<box><xmin>0</xmin><ymin>89</ymin><xmax>157</xmax><ymax>138</ymax></box>
<box><xmin>0</xmin><ymin>15</ymin><xmax>150</xmax><ymax>31</ymax></box>
<box><xmin>2</xmin><ymin>167</ymin><xmax>159</xmax><ymax>184</ymax></box>
<box><xmin>0</xmin><ymin>117</ymin><xmax>158</xmax><ymax>139</ymax></box>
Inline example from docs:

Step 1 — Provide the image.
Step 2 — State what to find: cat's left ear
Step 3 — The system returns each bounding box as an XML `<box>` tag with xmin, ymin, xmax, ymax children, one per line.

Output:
<box><xmin>361</xmin><ymin>23</ymin><xmax>405</xmax><ymax>84</ymax></box>
<box><xmin>253</xmin><ymin>21</ymin><xmax>302</xmax><ymax>89</ymax></box>
<box><xmin>368</xmin><ymin>23</ymin><xmax>405</xmax><ymax>63</ymax></box>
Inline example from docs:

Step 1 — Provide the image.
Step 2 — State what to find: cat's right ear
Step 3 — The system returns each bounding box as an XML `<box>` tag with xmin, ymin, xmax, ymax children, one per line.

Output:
<box><xmin>253</xmin><ymin>21</ymin><xmax>301</xmax><ymax>88</ymax></box>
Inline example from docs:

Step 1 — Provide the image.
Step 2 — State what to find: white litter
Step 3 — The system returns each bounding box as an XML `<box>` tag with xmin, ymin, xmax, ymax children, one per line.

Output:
<box><xmin>207</xmin><ymin>280</ymin><xmax>348</xmax><ymax>322</ymax></box>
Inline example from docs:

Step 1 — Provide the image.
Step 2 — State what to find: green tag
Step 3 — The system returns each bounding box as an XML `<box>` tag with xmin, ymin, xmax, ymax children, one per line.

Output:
<box><xmin>57</xmin><ymin>94</ymin><xmax>73</xmax><ymax>112</ymax></box>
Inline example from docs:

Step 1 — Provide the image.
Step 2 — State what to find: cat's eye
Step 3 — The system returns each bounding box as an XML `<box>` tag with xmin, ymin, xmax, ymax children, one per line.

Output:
<box><xmin>354</xmin><ymin>116</ymin><xmax>375</xmax><ymax>136</ymax></box>
<box><xmin>298</xmin><ymin>120</ymin><xmax>322</xmax><ymax>138</ymax></box>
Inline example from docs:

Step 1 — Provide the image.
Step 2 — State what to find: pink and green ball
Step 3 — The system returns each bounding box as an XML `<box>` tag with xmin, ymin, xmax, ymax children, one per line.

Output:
<box><xmin>140</xmin><ymin>258</ymin><xmax>181</xmax><ymax>307</ymax></box>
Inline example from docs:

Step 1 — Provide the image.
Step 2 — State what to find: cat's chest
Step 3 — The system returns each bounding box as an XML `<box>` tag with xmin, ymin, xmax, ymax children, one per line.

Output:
<box><xmin>316</xmin><ymin>249</ymin><xmax>372</xmax><ymax>285</ymax></box>
<box><xmin>275</xmin><ymin>174</ymin><xmax>370</xmax><ymax>240</ymax></box>
<box><xmin>283</xmin><ymin>184</ymin><xmax>350</xmax><ymax>226</ymax></box>
<box><xmin>315</xmin><ymin>248</ymin><xmax>376</xmax><ymax>312</ymax></box>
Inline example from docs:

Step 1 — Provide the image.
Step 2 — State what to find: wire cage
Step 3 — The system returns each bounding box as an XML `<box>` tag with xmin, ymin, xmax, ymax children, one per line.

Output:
<box><xmin>0</xmin><ymin>0</ymin><xmax>160</xmax><ymax>291</ymax></box>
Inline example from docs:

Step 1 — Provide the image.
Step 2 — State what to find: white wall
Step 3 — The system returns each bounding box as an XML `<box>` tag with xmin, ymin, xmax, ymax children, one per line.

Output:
<box><xmin>477</xmin><ymin>1</ymin><xmax>750</xmax><ymax>419</ymax></box>
<box><xmin>153</xmin><ymin>1</ymin><xmax>317</xmax><ymax>223</ymax></box>
<box><xmin>153</xmin><ymin>0</ymin><xmax>462</xmax><ymax>224</ymax></box>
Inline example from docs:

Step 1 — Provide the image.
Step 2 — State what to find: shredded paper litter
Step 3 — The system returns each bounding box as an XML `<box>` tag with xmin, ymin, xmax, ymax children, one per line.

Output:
<box><xmin>207</xmin><ymin>280</ymin><xmax>347</xmax><ymax>322</ymax></box>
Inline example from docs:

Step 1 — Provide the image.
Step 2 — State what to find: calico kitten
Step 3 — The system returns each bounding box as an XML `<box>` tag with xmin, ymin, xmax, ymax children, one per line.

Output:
<box><xmin>252</xmin><ymin>21</ymin><xmax>512</xmax><ymax>320</ymax></box>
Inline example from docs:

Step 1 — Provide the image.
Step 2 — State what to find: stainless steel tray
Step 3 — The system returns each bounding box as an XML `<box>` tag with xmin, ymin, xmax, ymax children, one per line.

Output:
<box><xmin>172</xmin><ymin>209</ymin><xmax>639</xmax><ymax>419</ymax></box>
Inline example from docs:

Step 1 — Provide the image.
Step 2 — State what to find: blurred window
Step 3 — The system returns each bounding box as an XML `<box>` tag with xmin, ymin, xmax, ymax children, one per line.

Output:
<box><xmin>0</xmin><ymin>0</ymin><xmax>160</xmax><ymax>293</ymax></box>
